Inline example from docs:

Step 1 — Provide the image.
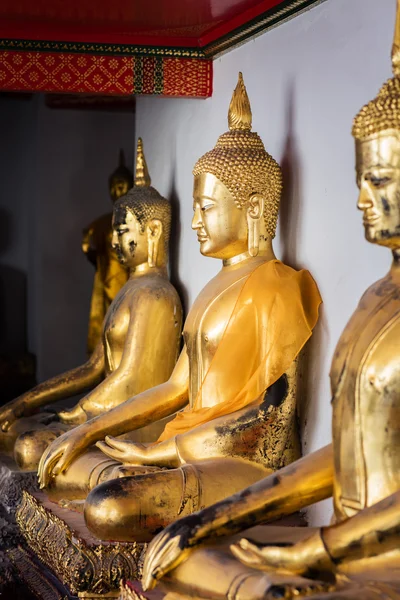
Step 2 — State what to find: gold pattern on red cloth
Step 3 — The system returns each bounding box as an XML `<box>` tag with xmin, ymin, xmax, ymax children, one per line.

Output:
<box><xmin>163</xmin><ymin>57</ymin><xmax>212</xmax><ymax>97</ymax></box>
<box><xmin>0</xmin><ymin>50</ymin><xmax>212</xmax><ymax>97</ymax></box>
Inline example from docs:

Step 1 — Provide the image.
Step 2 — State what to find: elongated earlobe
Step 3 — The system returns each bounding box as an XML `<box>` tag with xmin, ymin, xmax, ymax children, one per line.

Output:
<box><xmin>247</xmin><ymin>217</ymin><xmax>260</xmax><ymax>257</ymax></box>
<box><xmin>246</xmin><ymin>194</ymin><xmax>264</xmax><ymax>257</ymax></box>
<box><xmin>148</xmin><ymin>238</ymin><xmax>158</xmax><ymax>268</ymax></box>
<box><xmin>147</xmin><ymin>219</ymin><xmax>162</xmax><ymax>268</ymax></box>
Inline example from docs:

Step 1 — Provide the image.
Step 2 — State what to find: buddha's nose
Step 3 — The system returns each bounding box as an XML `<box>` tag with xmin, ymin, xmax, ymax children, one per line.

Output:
<box><xmin>191</xmin><ymin>205</ymin><xmax>202</xmax><ymax>229</ymax></box>
<box><xmin>357</xmin><ymin>182</ymin><xmax>374</xmax><ymax>210</ymax></box>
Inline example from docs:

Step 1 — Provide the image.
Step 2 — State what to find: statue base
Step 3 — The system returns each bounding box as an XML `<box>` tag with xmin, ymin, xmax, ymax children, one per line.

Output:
<box><xmin>0</xmin><ymin>453</ymin><xmax>39</xmax><ymax>582</ymax></box>
<box><xmin>9</xmin><ymin>545</ymin><xmax>127</xmax><ymax>598</ymax></box>
<box><xmin>15</xmin><ymin>491</ymin><xmax>147</xmax><ymax>599</ymax></box>
<box><xmin>0</xmin><ymin>453</ymin><xmax>38</xmax><ymax>516</ymax></box>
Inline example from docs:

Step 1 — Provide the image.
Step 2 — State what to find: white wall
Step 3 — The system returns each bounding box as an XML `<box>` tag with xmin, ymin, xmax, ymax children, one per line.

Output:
<box><xmin>0</xmin><ymin>94</ymin><xmax>134</xmax><ymax>388</ymax></box>
<box><xmin>135</xmin><ymin>0</ymin><xmax>396</xmax><ymax>524</ymax></box>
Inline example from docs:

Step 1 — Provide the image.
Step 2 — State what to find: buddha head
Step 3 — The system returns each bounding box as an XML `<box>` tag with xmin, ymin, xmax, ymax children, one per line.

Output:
<box><xmin>192</xmin><ymin>73</ymin><xmax>282</xmax><ymax>261</ymax></box>
<box><xmin>112</xmin><ymin>138</ymin><xmax>171</xmax><ymax>270</ymax></box>
<box><xmin>352</xmin><ymin>1</ymin><xmax>400</xmax><ymax>250</ymax></box>
<box><xmin>109</xmin><ymin>150</ymin><xmax>134</xmax><ymax>203</ymax></box>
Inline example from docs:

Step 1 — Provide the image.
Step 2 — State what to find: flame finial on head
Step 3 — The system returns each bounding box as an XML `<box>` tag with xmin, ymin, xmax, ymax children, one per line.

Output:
<box><xmin>228</xmin><ymin>72</ymin><xmax>252</xmax><ymax>131</ymax></box>
<box><xmin>392</xmin><ymin>0</ymin><xmax>400</xmax><ymax>75</ymax></box>
<box><xmin>135</xmin><ymin>138</ymin><xmax>151</xmax><ymax>187</ymax></box>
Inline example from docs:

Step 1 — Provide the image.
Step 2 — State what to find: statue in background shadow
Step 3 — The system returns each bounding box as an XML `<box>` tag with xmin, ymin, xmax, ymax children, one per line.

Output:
<box><xmin>83</xmin><ymin>150</ymin><xmax>133</xmax><ymax>355</ymax></box>
<box><xmin>37</xmin><ymin>73</ymin><xmax>321</xmax><ymax>544</ymax></box>
<box><xmin>0</xmin><ymin>139</ymin><xmax>182</xmax><ymax>471</ymax></box>
<box><xmin>140</xmin><ymin>4</ymin><xmax>400</xmax><ymax>598</ymax></box>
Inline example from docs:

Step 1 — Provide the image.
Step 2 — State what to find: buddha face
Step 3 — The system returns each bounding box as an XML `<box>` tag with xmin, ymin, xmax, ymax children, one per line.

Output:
<box><xmin>192</xmin><ymin>173</ymin><xmax>249</xmax><ymax>259</ymax></box>
<box><xmin>110</xmin><ymin>177</ymin><xmax>131</xmax><ymax>203</ymax></box>
<box><xmin>356</xmin><ymin>132</ymin><xmax>400</xmax><ymax>249</ymax></box>
<box><xmin>112</xmin><ymin>208</ymin><xmax>148</xmax><ymax>268</ymax></box>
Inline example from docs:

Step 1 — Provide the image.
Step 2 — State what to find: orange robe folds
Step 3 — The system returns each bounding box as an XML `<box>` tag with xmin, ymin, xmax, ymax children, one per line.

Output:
<box><xmin>158</xmin><ymin>260</ymin><xmax>321</xmax><ymax>442</ymax></box>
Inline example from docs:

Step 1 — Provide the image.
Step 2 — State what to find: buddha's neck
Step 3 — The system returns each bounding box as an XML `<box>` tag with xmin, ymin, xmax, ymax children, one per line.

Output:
<box><xmin>129</xmin><ymin>262</ymin><xmax>168</xmax><ymax>279</ymax></box>
<box><xmin>223</xmin><ymin>240</ymin><xmax>276</xmax><ymax>267</ymax></box>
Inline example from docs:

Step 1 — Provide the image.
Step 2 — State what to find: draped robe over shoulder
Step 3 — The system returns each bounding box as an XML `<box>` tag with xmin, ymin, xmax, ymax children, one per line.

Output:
<box><xmin>158</xmin><ymin>260</ymin><xmax>321</xmax><ymax>442</ymax></box>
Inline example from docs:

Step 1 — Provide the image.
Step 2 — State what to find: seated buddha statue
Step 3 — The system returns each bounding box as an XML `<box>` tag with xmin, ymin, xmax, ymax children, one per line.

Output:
<box><xmin>37</xmin><ymin>73</ymin><xmax>322</xmax><ymax>544</ymax></box>
<box><xmin>0</xmin><ymin>138</ymin><xmax>182</xmax><ymax>471</ymax></box>
<box><xmin>83</xmin><ymin>150</ymin><xmax>133</xmax><ymax>356</ymax></box>
<box><xmin>140</xmin><ymin>7</ymin><xmax>400</xmax><ymax>599</ymax></box>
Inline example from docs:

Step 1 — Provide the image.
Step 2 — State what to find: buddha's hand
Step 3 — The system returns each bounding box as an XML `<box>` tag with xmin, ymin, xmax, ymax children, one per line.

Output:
<box><xmin>96</xmin><ymin>436</ymin><xmax>148</xmax><ymax>464</ymax></box>
<box><xmin>142</xmin><ymin>514</ymin><xmax>201</xmax><ymax>591</ymax></box>
<box><xmin>0</xmin><ymin>398</ymin><xmax>26</xmax><ymax>432</ymax></box>
<box><xmin>37</xmin><ymin>427</ymin><xmax>90</xmax><ymax>488</ymax></box>
<box><xmin>231</xmin><ymin>530</ymin><xmax>333</xmax><ymax>576</ymax></box>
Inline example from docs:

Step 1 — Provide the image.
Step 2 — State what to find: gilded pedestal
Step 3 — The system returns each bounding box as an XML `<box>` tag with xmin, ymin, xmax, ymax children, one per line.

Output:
<box><xmin>0</xmin><ymin>452</ymin><xmax>39</xmax><ymax>585</ymax></box>
<box><xmin>16</xmin><ymin>492</ymin><xmax>146</xmax><ymax>599</ymax></box>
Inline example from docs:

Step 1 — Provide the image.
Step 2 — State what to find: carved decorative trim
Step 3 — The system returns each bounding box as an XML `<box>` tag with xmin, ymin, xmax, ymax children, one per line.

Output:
<box><xmin>0</xmin><ymin>39</ymin><xmax>206</xmax><ymax>58</ymax></box>
<box><xmin>202</xmin><ymin>0</ymin><xmax>326</xmax><ymax>58</ymax></box>
<box><xmin>16</xmin><ymin>491</ymin><xmax>147</xmax><ymax>596</ymax></box>
<box><xmin>7</xmin><ymin>546</ymin><xmax>68</xmax><ymax>600</ymax></box>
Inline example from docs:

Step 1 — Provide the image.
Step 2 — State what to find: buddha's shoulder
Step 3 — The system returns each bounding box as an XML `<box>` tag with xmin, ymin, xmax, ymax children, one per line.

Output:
<box><xmin>124</xmin><ymin>276</ymin><xmax>182</xmax><ymax>307</ymax></box>
<box><xmin>244</xmin><ymin>259</ymin><xmax>314</xmax><ymax>293</ymax></box>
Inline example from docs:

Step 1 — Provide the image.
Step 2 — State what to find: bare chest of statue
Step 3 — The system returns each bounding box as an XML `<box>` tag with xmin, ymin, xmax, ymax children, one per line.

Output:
<box><xmin>102</xmin><ymin>282</ymin><xmax>133</xmax><ymax>374</ymax></box>
<box><xmin>183</xmin><ymin>258</ymin><xmax>267</xmax><ymax>408</ymax></box>
<box><xmin>331</xmin><ymin>269</ymin><xmax>400</xmax><ymax>520</ymax></box>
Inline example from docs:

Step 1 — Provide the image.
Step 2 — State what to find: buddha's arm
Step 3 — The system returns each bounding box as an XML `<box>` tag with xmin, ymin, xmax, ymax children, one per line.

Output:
<box><xmin>0</xmin><ymin>342</ymin><xmax>105</xmax><ymax>432</ymax></box>
<box><xmin>322</xmin><ymin>488</ymin><xmax>400</xmax><ymax>565</ymax></box>
<box><xmin>38</xmin><ymin>349</ymin><xmax>189</xmax><ymax>487</ymax></box>
<box><xmin>61</xmin><ymin>290</ymin><xmax>180</xmax><ymax>422</ymax></box>
<box><xmin>78</xmin><ymin>348</ymin><xmax>189</xmax><ymax>440</ymax></box>
<box><xmin>141</xmin><ymin>445</ymin><xmax>334</xmax><ymax>590</ymax></box>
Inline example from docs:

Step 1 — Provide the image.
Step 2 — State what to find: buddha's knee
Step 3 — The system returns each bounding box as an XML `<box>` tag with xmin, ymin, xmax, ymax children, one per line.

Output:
<box><xmin>14</xmin><ymin>429</ymin><xmax>58</xmax><ymax>471</ymax></box>
<box><xmin>84</xmin><ymin>470</ymin><xmax>184</xmax><ymax>543</ymax></box>
<box><xmin>84</xmin><ymin>477</ymin><xmax>151</xmax><ymax>542</ymax></box>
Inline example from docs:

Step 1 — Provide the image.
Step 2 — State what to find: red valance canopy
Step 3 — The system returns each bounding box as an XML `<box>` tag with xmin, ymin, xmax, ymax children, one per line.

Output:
<box><xmin>0</xmin><ymin>0</ymin><xmax>322</xmax><ymax>97</ymax></box>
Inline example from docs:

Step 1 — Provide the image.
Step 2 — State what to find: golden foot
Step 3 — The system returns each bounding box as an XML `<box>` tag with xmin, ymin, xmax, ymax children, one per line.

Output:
<box><xmin>58</xmin><ymin>405</ymin><xmax>87</xmax><ymax>425</ymax></box>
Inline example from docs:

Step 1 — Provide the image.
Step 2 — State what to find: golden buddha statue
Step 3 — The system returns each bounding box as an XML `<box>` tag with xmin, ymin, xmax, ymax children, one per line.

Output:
<box><xmin>0</xmin><ymin>138</ymin><xmax>182</xmax><ymax>472</ymax></box>
<box><xmin>140</xmin><ymin>6</ymin><xmax>400</xmax><ymax>599</ymax></box>
<box><xmin>37</xmin><ymin>73</ymin><xmax>321</xmax><ymax>545</ymax></box>
<box><xmin>83</xmin><ymin>150</ymin><xmax>133</xmax><ymax>355</ymax></box>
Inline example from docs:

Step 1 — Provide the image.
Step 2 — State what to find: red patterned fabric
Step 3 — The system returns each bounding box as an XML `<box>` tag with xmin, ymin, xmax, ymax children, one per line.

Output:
<box><xmin>0</xmin><ymin>52</ymin><xmax>134</xmax><ymax>94</ymax></box>
<box><xmin>140</xmin><ymin>57</ymin><xmax>157</xmax><ymax>94</ymax></box>
<box><xmin>0</xmin><ymin>50</ymin><xmax>212</xmax><ymax>97</ymax></box>
<box><xmin>163</xmin><ymin>57</ymin><xmax>212</xmax><ymax>97</ymax></box>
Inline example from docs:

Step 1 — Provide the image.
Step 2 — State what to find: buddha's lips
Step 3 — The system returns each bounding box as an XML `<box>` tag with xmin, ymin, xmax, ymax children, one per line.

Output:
<box><xmin>363</xmin><ymin>211</ymin><xmax>380</xmax><ymax>224</ymax></box>
<box><xmin>197</xmin><ymin>234</ymin><xmax>208</xmax><ymax>242</ymax></box>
